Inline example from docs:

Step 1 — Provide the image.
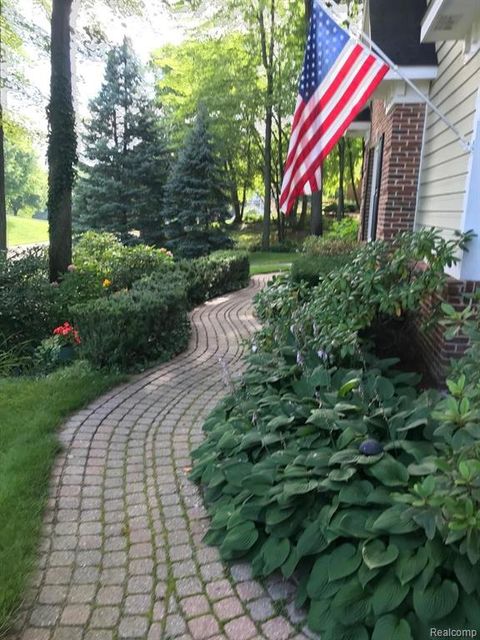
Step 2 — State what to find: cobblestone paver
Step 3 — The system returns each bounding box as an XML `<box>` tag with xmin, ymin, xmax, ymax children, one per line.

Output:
<box><xmin>9</xmin><ymin>276</ymin><xmax>315</xmax><ymax>640</ymax></box>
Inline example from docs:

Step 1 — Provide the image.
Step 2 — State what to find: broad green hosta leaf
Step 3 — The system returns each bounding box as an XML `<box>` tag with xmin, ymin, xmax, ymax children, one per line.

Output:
<box><xmin>306</xmin><ymin>556</ymin><xmax>331</xmax><ymax>599</ymax></box>
<box><xmin>329</xmin><ymin>449</ymin><xmax>359</xmax><ymax>465</ymax></box>
<box><xmin>395</xmin><ymin>548</ymin><xmax>428</xmax><ymax>586</ymax></box>
<box><xmin>260</xmin><ymin>536</ymin><xmax>290</xmax><ymax>574</ymax></box>
<box><xmin>362</xmin><ymin>540</ymin><xmax>399</xmax><ymax>569</ymax></box>
<box><xmin>220</xmin><ymin>521</ymin><xmax>258</xmax><ymax>555</ymax></box>
<box><xmin>368</xmin><ymin>455</ymin><xmax>409</xmax><ymax>487</ymax></box>
<box><xmin>331</xmin><ymin>579</ymin><xmax>371</xmax><ymax>625</ymax></box>
<box><xmin>329</xmin><ymin>467</ymin><xmax>356</xmax><ymax>482</ymax></box>
<box><xmin>358</xmin><ymin>562</ymin><xmax>380</xmax><ymax>588</ymax></box>
<box><xmin>266</xmin><ymin>414</ymin><xmax>295</xmax><ymax>431</ymax></box>
<box><xmin>375</xmin><ymin>376</ymin><xmax>396</xmax><ymax>400</ymax></box>
<box><xmin>223</xmin><ymin>462</ymin><xmax>253</xmax><ymax>487</ymax></box>
<box><xmin>242</xmin><ymin>472</ymin><xmax>275</xmax><ymax>495</ymax></box>
<box><xmin>265</xmin><ymin>504</ymin><xmax>295</xmax><ymax>526</ymax></box>
<box><xmin>338</xmin><ymin>378</ymin><xmax>361</xmax><ymax>397</ymax></box>
<box><xmin>307</xmin><ymin>598</ymin><xmax>331</xmax><ymax>633</ymax></box>
<box><xmin>370</xmin><ymin>506</ymin><xmax>418</xmax><ymax>534</ymax></box>
<box><xmin>413</xmin><ymin>580</ymin><xmax>459</xmax><ymax>622</ymax></box>
<box><xmin>372</xmin><ymin>615</ymin><xmax>413</xmax><ymax>640</ymax></box>
<box><xmin>296</xmin><ymin>519</ymin><xmax>330</xmax><ymax>558</ymax></box>
<box><xmin>330</xmin><ymin>509</ymin><xmax>376</xmax><ymax>539</ymax></box>
<box><xmin>282</xmin><ymin>480</ymin><xmax>319</xmax><ymax>497</ymax></box>
<box><xmin>328</xmin><ymin>543</ymin><xmax>362</xmax><ymax>581</ymax></box>
<box><xmin>453</xmin><ymin>555</ymin><xmax>478</xmax><ymax>594</ymax></box>
<box><xmin>338</xmin><ymin>481</ymin><xmax>374</xmax><ymax>506</ymax></box>
<box><xmin>372</xmin><ymin>572</ymin><xmax>409</xmax><ymax>615</ymax></box>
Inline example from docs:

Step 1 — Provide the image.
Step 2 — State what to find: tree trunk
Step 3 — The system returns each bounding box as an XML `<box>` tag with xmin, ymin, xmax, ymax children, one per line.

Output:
<box><xmin>259</xmin><ymin>0</ymin><xmax>275</xmax><ymax>251</ymax></box>
<box><xmin>48</xmin><ymin>0</ymin><xmax>76</xmax><ymax>281</ymax></box>
<box><xmin>346</xmin><ymin>137</ymin><xmax>360</xmax><ymax>209</ymax></box>
<box><xmin>0</xmin><ymin>103</ymin><xmax>6</xmax><ymax>251</ymax></box>
<box><xmin>297</xmin><ymin>196</ymin><xmax>308</xmax><ymax>230</ymax></box>
<box><xmin>239</xmin><ymin>182</ymin><xmax>247</xmax><ymax>222</ymax></box>
<box><xmin>311</xmin><ymin>191</ymin><xmax>323</xmax><ymax>236</ymax></box>
<box><xmin>232</xmin><ymin>187</ymin><xmax>242</xmax><ymax>225</ymax></box>
<box><xmin>337</xmin><ymin>137</ymin><xmax>346</xmax><ymax>221</ymax></box>
<box><xmin>262</xmin><ymin>83</ymin><xmax>273</xmax><ymax>250</ymax></box>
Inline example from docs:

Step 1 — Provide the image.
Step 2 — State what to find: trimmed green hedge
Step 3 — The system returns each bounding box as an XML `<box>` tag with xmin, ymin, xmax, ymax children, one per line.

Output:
<box><xmin>71</xmin><ymin>254</ymin><xmax>250</xmax><ymax>370</ymax></box>
<box><xmin>291</xmin><ymin>253</ymin><xmax>353</xmax><ymax>287</ymax></box>
<box><xmin>178</xmin><ymin>252</ymin><xmax>250</xmax><ymax>307</ymax></box>
<box><xmin>71</xmin><ymin>276</ymin><xmax>190</xmax><ymax>370</ymax></box>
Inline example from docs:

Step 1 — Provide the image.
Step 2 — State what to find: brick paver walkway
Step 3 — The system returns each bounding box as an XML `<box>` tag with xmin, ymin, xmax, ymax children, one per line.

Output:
<box><xmin>10</xmin><ymin>276</ymin><xmax>315</xmax><ymax>640</ymax></box>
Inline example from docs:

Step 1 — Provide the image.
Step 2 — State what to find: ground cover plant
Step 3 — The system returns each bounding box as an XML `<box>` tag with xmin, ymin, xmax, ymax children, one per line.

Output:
<box><xmin>0</xmin><ymin>362</ymin><xmax>121</xmax><ymax>632</ymax></box>
<box><xmin>191</xmin><ymin>230</ymin><xmax>480</xmax><ymax>639</ymax></box>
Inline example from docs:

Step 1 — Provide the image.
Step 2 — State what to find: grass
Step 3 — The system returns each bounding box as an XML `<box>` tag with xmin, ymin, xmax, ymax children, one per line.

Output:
<box><xmin>7</xmin><ymin>215</ymin><xmax>49</xmax><ymax>247</ymax></box>
<box><xmin>248</xmin><ymin>251</ymin><xmax>300</xmax><ymax>275</ymax></box>
<box><xmin>0</xmin><ymin>362</ymin><xmax>122</xmax><ymax>632</ymax></box>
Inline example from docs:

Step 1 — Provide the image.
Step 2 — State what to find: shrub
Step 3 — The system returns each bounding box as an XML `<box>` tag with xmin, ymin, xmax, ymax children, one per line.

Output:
<box><xmin>292</xmin><ymin>253</ymin><xmax>353</xmax><ymax>287</ymax></box>
<box><xmin>277</xmin><ymin>231</ymin><xmax>469</xmax><ymax>364</ymax></box>
<box><xmin>325</xmin><ymin>216</ymin><xmax>359</xmax><ymax>241</ymax></box>
<box><xmin>191</xmin><ymin>229</ymin><xmax>479</xmax><ymax>639</ymax></box>
<box><xmin>73</xmin><ymin>231</ymin><xmax>175</xmax><ymax>290</ymax></box>
<box><xmin>302</xmin><ymin>236</ymin><xmax>358</xmax><ymax>258</ymax></box>
<box><xmin>177</xmin><ymin>252</ymin><xmax>250</xmax><ymax>307</ymax></box>
<box><xmin>0</xmin><ymin>247</ymin><xmax>61</xmax><ymax>346</ymax></box>
<box><xmin>166</xmin><ymin>229</ymin><xmax>234</xmax><ymax>260</ymax></box>
<box><xmin>71</xmin><ymin>278</ymin><xmax>190</xmax><ymax>370</ymax></box>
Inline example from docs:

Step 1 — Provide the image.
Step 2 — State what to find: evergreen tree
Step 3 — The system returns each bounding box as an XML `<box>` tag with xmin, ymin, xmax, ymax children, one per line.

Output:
<box><xmin>74</xmin><ymin>38</ymin><xmax>169</xmax><ymax>244</ymax></box>
<box><xmin>163</xmin><ymin>106</ymin><xmax>232</xmax><ymax>258</ymax></box>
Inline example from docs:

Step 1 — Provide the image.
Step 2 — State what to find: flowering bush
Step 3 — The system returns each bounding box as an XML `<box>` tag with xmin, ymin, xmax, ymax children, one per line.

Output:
<box><xmin>52</xmin><ymin>322</ymin><xmax>81</xmax><ymax>346</ymax></box>
<box><xmin>73</xmin><ymin>231</ymin><xmax>175</xmax><ymax>290</ymax></box>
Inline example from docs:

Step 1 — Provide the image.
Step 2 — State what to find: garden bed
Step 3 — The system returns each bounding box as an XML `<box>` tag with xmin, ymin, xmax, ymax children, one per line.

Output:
<box><xmin>191</xmin><ymin>230</ymin><xmax>480</xmax><ymax>639</ymax></box>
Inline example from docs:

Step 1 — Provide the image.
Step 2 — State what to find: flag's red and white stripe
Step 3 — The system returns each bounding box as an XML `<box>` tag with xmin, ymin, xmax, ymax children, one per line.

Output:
<box><xmin>280</xmin><ymin>32</ymin><xmax>389</xmax><ymax>214</ymax></box>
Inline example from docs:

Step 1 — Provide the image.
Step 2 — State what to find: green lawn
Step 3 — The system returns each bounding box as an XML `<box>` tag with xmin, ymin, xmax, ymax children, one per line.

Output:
<box><xmin>248</xmin><ymin>251</ymin><xmax>299</xmax><ymax>275</ymax></box>
<box><xmin>7</xmin><ymin>215</ymin><xmax>49</xmax><ymax>247</ymax></box>
<box><xmin>0</xmin><ymin>362</ymin><xmax>122</xmax><ymax>633</ymax></box>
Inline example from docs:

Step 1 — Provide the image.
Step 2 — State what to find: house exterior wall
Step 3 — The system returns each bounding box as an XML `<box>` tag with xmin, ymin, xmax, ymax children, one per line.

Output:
<box><xmin>415</xmin><ymin>42</ymin><xmax>480</xmax><ymax>238</ymax></box>
<box><xmin>359</xmin><ymin>100</ymin><xmax>426</xmax><ymax>240</ymax></box>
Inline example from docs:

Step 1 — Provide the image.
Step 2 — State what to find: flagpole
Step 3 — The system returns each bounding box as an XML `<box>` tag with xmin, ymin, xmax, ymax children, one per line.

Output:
<box><xmin>319</xmin><ymin>0</ymin><xmax>474</xmax><ymax>153</ymax></box>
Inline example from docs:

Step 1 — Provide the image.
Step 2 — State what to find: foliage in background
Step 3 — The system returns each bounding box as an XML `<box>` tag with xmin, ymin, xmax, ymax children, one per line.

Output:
<box><xmin>163</xmin><ymin>106</ymin><xmax>233</xmax><ymax>258</ymax></box>
<box><xmin>74</xmin><ymin>38</ymin><xmax>170</xmax><ymax>244</ymax></box>
<box><xmin>5</xmin><ymin>127</ymin><xmax>47</xmax><ymax>218</ymax></box>
<box><xmin>191</xmin><ymin>230</ymin><xmax>480</xmax><ymax>639</ymax></box>
<box><xmin>153</xmin><ymin>34</ymin><xmax>261</xmax><ymax>225</ymax></box>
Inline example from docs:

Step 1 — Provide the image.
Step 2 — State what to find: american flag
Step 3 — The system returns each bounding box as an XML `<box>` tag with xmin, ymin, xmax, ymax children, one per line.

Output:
<box><xmin>280</xmin><ymin>1</ymin><xmax>389</xmax><ymax>214</ymax></box>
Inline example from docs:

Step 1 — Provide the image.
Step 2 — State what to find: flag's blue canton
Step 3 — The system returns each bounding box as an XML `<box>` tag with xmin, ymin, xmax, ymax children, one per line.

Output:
<box><xmin>299</xmin><ymin>3</ymin><xmax>350</xmax><ymax>101</ymax></box>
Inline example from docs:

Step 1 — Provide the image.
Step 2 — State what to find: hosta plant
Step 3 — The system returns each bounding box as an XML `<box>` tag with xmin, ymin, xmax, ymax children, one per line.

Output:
<box><xmin>191</xmin><ymin>349</ymin><xmax>480</xmax><ymax>639</ymax></box>
<box><xmin>192</xmin><ymin>231</ymin><xmax>480</xmax><ymax>639</ymax></box>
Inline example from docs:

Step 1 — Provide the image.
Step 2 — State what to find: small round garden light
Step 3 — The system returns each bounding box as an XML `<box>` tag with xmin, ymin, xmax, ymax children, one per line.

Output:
<box><xmin>359</xmin><ymin>439</ymin><xmax>384</xmax><ymax>456</ymax></box>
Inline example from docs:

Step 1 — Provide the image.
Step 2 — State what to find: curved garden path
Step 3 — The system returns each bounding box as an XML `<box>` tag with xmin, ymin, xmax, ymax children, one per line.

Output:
<box><xmin>10</xmin><ymin>275</ymin><xmax>315</xmax><ymax>640</ymax></box>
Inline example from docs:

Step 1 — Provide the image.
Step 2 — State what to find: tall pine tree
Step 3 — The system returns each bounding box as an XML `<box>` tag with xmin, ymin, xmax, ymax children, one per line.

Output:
<box><xmin>74</xmin><ymin>38</ymin><xmax>170</xmax><ymax>244</ymax></box>
<box><xmin>163</xmin><ymin>106</ymin><xmax>232</xmax><ymax>258</ymax></box>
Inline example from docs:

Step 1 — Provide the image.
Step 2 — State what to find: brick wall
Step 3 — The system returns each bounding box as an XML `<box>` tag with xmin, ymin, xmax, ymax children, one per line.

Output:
<box><xmin>415</xmin><ymin>277</ymin><xmax>478</xmax><ymax>383</ymax></box>
<box><xmin>359</xmin><ymin>100</ymin><xmax>426</xmax><ymax>240</ymax></box>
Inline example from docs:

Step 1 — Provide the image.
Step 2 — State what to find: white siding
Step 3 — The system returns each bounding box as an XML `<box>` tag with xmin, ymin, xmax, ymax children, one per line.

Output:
<box><xmin>416</xmin><ymin>41</ymin><xmax>480</xmax><ymax>238</ymax></box>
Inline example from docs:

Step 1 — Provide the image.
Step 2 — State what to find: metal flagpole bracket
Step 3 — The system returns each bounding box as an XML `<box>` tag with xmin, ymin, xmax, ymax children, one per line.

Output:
<box><xmin>320</xmin><ymin>0</ymin><xmax>475</xmax><ymax>154</ymax></box>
